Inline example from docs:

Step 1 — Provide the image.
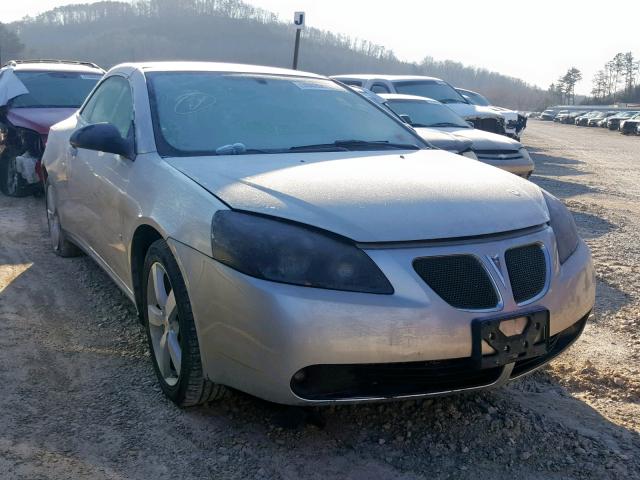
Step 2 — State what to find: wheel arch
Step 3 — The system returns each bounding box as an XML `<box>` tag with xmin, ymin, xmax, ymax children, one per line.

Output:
<box><xmin>130</xmin><ymin>223</ymin><xmax>164</xmax><ymax>321</ymax></box>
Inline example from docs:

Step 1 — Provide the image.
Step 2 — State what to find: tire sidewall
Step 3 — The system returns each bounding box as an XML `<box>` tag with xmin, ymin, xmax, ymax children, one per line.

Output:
<box><xmin>1</xmin><ymin>154</ymin><xmax>29</xmax><ymax>197</ymax></box>
<box><xmin>142</xmin><ymin>240</ymin><xmax>200</xmax><ymax>404</ymax></box>
<box><xmin>45</xmin><ymin>182</ymin><xmax>61</xmax><ymax>253</ymax></box>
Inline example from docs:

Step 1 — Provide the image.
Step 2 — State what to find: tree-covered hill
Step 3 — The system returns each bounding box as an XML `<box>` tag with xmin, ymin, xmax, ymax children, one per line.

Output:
<box><xmin>8</xmin><ymin>0</ymin><xmax>548</xmax><ymax>110</ymax></box>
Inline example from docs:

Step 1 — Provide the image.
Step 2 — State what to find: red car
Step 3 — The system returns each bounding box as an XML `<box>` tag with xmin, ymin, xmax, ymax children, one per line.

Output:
<box><xmin>0</xmin><ymin>59</ymin><xmax>104</xmax><ymax>196</ymax></box>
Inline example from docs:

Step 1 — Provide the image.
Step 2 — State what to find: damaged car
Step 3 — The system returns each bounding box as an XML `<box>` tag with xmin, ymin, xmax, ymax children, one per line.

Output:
<box><xmin>332</xmin><ymin>74</ymin><xmax>507</xmax><ymax>135</ymax></box>
<box><xmin>43</xmin><ymin>62</ymin><xmax>594</xmax><ymax>406</ymax></box>
<box><xmin>379</xmin><ymin>93</ymin><xmax>534</xmax><ymax>178</ymax></box>
<box><xmin>0</xmin><ymin>60</ymin><xmax>103</xmax><ymax>196</ymax></box>
<box><xmin>455</xmin><ymin>87</ymin><xmax>527</xmax><ymax>140</ymax></box>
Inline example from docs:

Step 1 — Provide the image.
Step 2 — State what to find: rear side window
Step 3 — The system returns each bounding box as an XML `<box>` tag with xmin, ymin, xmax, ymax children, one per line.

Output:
<box><xmin>81</xmin><ymin>76</ymin><xmax>133</xmax><ymax>138</ymax></box>
<box><xmin>371</xmin><ymin>83</ymin><xmax>390</xmax><ymax>94</ymax></box>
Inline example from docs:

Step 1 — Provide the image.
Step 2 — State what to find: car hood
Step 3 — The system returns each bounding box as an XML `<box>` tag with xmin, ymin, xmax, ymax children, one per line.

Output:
<box><xmin>6</xmin><ymin>108</ymin><xmax>77</xmax><ymax>135</ymax></box>
<box><xmin>437</xmin><ymin>127</ymin><xmax>523</xmax><ymax>151</ymax></box>
<box><xmin>413</xmin><ymin>127</ymin><xmax>472</xmax><ymax>152</ymax></box>
<box><xmin>487</xmin><ymin>106</ymin><xmax>518</xmax><ymax>119</ymax></box>
<box><xmin>446</xmin><ymin>103</ymin><xmax>503</xmax><ymax>120</ymax></box>
<box><xmin>165</xmin><ymin>149</ymin><xmax>548</xmax><ymax>243</ymax></box>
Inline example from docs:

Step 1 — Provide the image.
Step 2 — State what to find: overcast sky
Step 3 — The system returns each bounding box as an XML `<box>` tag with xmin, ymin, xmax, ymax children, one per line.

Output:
<box><xmin>1</xmin><ymin>0</ymin><xmax>638</xmax><ymax>93</ymax></box>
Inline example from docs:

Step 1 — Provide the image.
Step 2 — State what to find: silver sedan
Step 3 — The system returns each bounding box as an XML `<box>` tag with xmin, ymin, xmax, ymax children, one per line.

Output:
<box><xmin>42</xmin><ymin>62</ymin><xmax>595</xmax><ymax>406</ymax></box>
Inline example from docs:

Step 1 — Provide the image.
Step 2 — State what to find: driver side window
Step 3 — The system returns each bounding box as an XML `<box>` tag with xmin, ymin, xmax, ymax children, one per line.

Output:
<box><xmin>81</xmin><ymin>76</ymin><xmax>133</xmax><ymax>138</ymax></box>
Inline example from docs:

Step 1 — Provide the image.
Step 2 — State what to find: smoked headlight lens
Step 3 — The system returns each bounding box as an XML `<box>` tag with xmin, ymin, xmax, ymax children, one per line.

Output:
<box><xmin>211</xmin><ymin>211</ymin><xmax>393</xmax><ymax>294</ymax></box>
<box><xmin>542</xmin><ymin>191</ymin><xmax>579</xmax><ymax>264</ymax></box>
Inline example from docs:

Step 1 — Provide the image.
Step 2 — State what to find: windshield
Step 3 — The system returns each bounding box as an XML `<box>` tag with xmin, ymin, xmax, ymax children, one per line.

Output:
<box><xmin>393</xmin><ymin>80</ymin><xmax>468</xmax><ymax>104</ymax></box>
<box><xmin>147</xmin><ymin>72</ymin><xmax>422</xmax><ymax>156</ymax></box>
<box><xmin>11</xmin><ymin>71</ymin><xmax>102</xmax><ymax>108</ymax></box>
<box><xmin>385</xmin><ymin>99</ymin><xmax>469</xmax><ymax>128</ymax></box>
<box><xmin>459</xmin><ymin>89</ymin><xmax>491</xmax><ymax>106</ymax></box>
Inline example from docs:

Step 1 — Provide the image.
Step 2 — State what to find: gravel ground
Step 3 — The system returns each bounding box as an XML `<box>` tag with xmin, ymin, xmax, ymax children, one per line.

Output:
<box><xmin>0</xmin><ymin>121</ymin><xmax>639</xmax><ymax>479</ymax></box>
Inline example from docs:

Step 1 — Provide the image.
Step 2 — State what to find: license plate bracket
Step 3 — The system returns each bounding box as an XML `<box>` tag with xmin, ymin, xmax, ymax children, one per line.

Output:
<box><xmin>471</xmin><ymin>309</ymin><xmax>550</xmax><ymax>369</ymax></box>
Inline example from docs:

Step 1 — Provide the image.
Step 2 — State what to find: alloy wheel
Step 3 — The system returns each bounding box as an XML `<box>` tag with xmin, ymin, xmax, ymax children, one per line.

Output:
<box><xmin>147</xmin><ymin>262</ymin><xmax>182</xmax><ymax>386</ymax></box>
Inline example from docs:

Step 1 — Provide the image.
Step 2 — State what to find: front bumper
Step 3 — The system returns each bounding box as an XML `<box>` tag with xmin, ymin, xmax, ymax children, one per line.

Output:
<box><xmin>477</xmin><ymin>157</ymin><xmax>534</xmax><ymax>178</ymax></box>
<box><xmin>169</xmin><ymin>227</ymin><xmax>595</xmax><ymax>405</ymax></box>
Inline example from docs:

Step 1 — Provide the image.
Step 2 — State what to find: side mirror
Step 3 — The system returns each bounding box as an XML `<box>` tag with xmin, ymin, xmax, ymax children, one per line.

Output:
<box><xmin>399</xmin><ymin>114</ymin><xmax>413</xmax><ymax>124</ymax></box>
<box><xmin>466</xmin><ymin>121</ymin><xmax>475</xmax><ymax>128</ymax></box>
<box><xmin>70</xmin><ymin>123</ymin><xmax>134</xmax><ymax>160</ymax></box>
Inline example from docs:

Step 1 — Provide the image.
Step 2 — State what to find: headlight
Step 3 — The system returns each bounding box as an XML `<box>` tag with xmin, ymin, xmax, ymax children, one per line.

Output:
<box><xmin>542</xmin><ymin>191</ymin><xmax>579</xmax><ymax>264</ymax></box>
<box><xmin>460</xmin><ymin>150</ymin><xmax>478</xmax><ymax>160</ymax></box>
<box><xmin>211</xmin><ymin>211</ymin><xmax>393</xmax><ymax>294</ymax></box>
<box><xmin>519</xmin><ymin>147</ymin><xmax>532</xmax><ymax>162</ymax></box>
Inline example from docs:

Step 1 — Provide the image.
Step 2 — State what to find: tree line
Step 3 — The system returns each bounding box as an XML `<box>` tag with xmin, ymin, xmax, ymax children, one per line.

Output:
<box><xmin>3</xmin><ymin>0</ymin><xmax>550</xmax><ymax>110</ymax></box>
<box><xmin>547</xmin><ymin>67</ymin><xmax>583</xmax><ymax>105</ymax></box>
<box><xmin>590</xmin><ymin>52</ymin><xmax>639</xmax><ymax>104</ymax></box>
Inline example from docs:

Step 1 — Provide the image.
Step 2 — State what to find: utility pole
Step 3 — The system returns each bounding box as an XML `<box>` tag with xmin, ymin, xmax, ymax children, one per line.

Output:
<box><xmin>292</xmin><ymin>11</ymin><xmax>305</xmax><ymax>70</ymax></box>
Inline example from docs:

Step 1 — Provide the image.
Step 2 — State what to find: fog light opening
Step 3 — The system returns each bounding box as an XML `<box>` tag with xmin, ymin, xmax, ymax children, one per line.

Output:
<box><xmin>293</xmin><ymin>369</ymin><xmax>307</xmax><ymax>383</ymax></box>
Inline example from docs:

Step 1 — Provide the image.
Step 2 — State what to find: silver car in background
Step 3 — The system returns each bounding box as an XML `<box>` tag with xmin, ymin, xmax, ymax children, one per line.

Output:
<box><xmin>379</xmin><ymin>94</ymin><xmax>535</xmax><ymax>178</ymax></box>
<box><xmin>42</xmin><ymin>62</ymin><xmax>594</xmax><ymax>406</ymax></box>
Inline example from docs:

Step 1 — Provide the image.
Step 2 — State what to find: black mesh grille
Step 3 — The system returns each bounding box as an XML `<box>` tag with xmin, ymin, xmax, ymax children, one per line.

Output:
<box><xmin>413</xmin><ymin>255</ymin><xmax>498</xmax><ymax>310</ymax></box>
<box><xmin>505</xmin><ymin>244</ymin><xmax>547</xmax><ymax>303</ymax></box>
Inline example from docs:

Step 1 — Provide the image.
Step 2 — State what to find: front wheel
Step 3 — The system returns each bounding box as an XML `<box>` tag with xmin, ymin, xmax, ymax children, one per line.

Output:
<box><xmin>0</xmin><ymin>153</ymin><xmax>31</xmax><ymax>197</ymax></box>
<box><xmin>142</xmin><ymin>240</ymin><xmax>227</xmax><ymax>406</ymax></box>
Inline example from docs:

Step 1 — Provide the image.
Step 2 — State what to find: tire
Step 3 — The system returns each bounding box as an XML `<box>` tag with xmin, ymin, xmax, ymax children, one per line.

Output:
<box><xmin>142</xmin><ymin>239</ymin><xmax>227</xmax><ymax>407</ymax></box>
<box><xmin>45</xmin><ymin>182</ymin><xmax>82</xmax><ymax>257</ymax></box>
<box><xmin>0</xmin><ymin>153</ymin><xmax>31</xmax><ymax>197</ymax></box>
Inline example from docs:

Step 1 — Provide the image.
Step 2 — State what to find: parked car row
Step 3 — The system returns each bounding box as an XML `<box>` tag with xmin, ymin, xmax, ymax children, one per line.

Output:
<box><xmin>0</xmin><ymin>59</ymin><xmax>594</xmax><ymax>409</ymax></box>
<box><xmin>352</xmin><ymin>89</ymin><xmax>533</xmax><ymax>177</ymax></box>
<box><xmin>538</xmin><ymin>107</ymin><xmax>640</xmax><ymax>135</ymax></box>
<box><xmin>331</xmin><ymin>75</ymin><xmax>527</xmax><ymax>139</ymax></box>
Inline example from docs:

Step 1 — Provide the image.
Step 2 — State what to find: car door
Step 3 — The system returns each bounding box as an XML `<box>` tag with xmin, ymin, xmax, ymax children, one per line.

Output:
<box><xmin>66</xmin><ymin>75</ymin><xmax>134</xmax><ymax>281</ymax></box>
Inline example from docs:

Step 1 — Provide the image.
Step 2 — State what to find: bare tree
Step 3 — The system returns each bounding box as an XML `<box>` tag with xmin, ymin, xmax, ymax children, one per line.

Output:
<box><xmin>623</xmin><ymin>52</ymin><xmax>638</xmax><ymax>95</ymax></box>
<box><xmin>591</xmin><ymin>70</ymin><xmax>607</xmax><ymax>101</ymax></box>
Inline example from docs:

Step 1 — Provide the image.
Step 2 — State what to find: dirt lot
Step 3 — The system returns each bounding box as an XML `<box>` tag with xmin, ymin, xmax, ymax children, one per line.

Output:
<box><xmin>0</xmin><ymin>121</ymin><xmax>639</xmax><ymax>480</ymax></box>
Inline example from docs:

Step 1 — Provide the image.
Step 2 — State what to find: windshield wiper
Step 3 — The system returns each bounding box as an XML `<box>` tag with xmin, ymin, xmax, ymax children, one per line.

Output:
<box><xmin>440</xmin><ymin>99</ymin><xmax>464</xmax><ymax>104</ymax></box>
<box><xmin>289</xmin><ymin>140</ymin><xmax>420</xmax><ymax>152</ymax></box>
<box><xmin>214</xmin><ymin>143</ymin><xmax>279</xmax><ymax>155</ymax></box>
<box><xmin>409</xmin><ymin>123</ymin><xmax>431</xmax><ymax>128</ymax></box>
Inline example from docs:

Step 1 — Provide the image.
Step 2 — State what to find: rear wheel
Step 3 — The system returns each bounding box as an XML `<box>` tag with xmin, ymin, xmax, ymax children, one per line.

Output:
<box><xmin>0</xmin><ymin>153</ymin><xmax>31</xmax><ymax>197</ymax></box>
<box><xmin>143</xmin><ymin>240</ymin><xmax>227</xmax><ymax>406</ymax></box>
<box><xmin>45</xmin><ymin>183</ymin><xmax>82</xmax><ymax>257</ymax></box>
